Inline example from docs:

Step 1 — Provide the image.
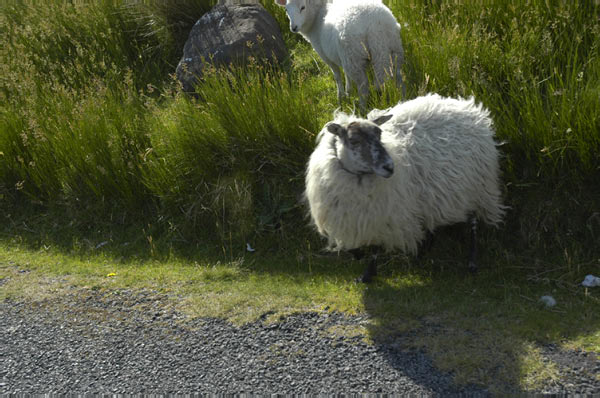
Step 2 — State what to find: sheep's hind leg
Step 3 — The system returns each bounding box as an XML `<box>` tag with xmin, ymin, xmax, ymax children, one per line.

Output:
<box><xmin>371</xmin><ymin>52</ymin><xmax>391</xmax><ymax>92</ymax></box>
<box><xmin>342</xmin><ymin>58</ymin><xmax>369</xmax><ymax>114</ymax></box>
<box><xmin>468</xmin><ymin>216</ymin><xmax>478</xmax><ymax>273</ymax></box>
<box><xmin>417</xmin><ymin>230</ymin><xmax>435</xmax><ymax>261</ymax></box>
<box><xmin>349</xmin><ymin>248</ymin><xmax>364</xmax><ymax>261</ymax></box>
<box><xmin>393</xmin><ymin>53</ymin><xmax>406</xmax><ymax>98</ymax></box>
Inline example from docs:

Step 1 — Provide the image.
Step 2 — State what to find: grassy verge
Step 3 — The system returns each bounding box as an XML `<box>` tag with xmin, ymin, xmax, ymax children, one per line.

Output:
<box><xmin>1</xmin><ymin>0</ymin><xmax>599</xmax><ymax>393</ymax></box>
<box><xmin>1</xmin><ymin>231</ymin><xmax>598</xmax><ymax>393</ymax></box>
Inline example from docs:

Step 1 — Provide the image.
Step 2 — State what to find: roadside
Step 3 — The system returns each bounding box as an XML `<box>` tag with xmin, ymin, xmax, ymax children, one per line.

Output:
<box><xmin>1</xmin><ymin>283</ymin><xmax>598</xmax><ymax>395</ymax></box>
<box><xmin>1</xmin><ymin>287</ymin><xmax>483</xmax><ymax>395</ymax></box>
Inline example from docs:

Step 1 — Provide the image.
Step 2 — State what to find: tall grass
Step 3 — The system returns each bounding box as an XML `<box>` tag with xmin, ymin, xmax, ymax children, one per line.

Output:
<box><xmin>1</xmin><ymin>1</ymin><xmax>598</xmax><ymax>254</ymax></box>
<box><xmin>143</xmin><ymin>63</ymin><xmax>327</xmax><ymax>240</ymax></box>
<box><xmin>390</xmin><ymin>1</ymin><xmax>600</xmax><ymax>178</ymax></box>
<box><xmin>0</xmin><ymin>77</ymin><xmax>150</xmax><ymax>208</ymax></box>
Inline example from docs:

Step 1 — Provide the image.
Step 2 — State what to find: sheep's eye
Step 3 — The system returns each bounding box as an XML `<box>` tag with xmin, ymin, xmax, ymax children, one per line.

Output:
<box><xmin>300</xmin><ymin>6</ymin><xmax>305</xmax><ymax>11</ymax></box>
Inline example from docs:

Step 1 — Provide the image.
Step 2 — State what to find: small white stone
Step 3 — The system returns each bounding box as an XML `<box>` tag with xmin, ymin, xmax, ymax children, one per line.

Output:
<box><xmin>582</xmin><ymin>274</ymin><xmax>600</xmax><ymax>287</ymax></box>
<box><xmin>539</xmin><ymin>295</ymin><xmax>556</xmax><ymax>307</ymax></box>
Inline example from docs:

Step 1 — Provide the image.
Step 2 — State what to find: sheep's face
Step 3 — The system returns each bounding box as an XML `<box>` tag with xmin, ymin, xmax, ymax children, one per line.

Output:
<box><xmin>275</xmin><ymin>0</ymin><xmax>319</xmax><ymax>34</ymax></box>
<box><xmin>327</xmin><ymin>116</ymin><xmax>394</xmax><ymax>178</ymax></box>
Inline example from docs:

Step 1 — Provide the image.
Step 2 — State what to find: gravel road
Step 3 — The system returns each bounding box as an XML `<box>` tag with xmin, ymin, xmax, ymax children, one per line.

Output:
<box><xmin>1</xmin><ymin>288</ymin><xmax>598</xmax><ymax>395</ymax></box>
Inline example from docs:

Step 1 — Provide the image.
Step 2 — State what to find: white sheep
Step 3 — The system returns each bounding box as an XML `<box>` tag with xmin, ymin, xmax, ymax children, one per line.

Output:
<box><xmin>304</xmin><ymin>94</ymin><xmax>506</xmax><ymax>282</ymax></box>
<box><xmin>275</xmin><ymin>0</ymin><xmax>405</xmax><ymax>110</ymax></box>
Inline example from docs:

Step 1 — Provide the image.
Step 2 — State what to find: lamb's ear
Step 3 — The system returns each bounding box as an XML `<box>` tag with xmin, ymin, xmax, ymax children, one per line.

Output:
<box><xmin>326</xmin><ymin>122</ymin><xmax>346</xmax><ymax>138</ymax></box>
<box><xmin>372</xmin><ymin>114</ymin><xmax>393</xmax><ymax>126</ymax></box>
<box><xmin>274</xmin><ymin>0</ymin><xmax>286</xmax><ymax>6</ymax></box>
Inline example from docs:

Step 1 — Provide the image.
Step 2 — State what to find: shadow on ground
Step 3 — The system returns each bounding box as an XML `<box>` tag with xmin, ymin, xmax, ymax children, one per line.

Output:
<box><xmin>360</xmin><ymin>250</ymin><xmax>600</xmax><ymax>394</ymax></box>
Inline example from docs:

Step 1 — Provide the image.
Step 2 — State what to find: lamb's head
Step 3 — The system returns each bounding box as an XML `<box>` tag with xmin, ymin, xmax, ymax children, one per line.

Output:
<box><xmin>326</xmin><ymin>114</ymin><xmax>394</xmax><ymax>178</ymax></box>
<box><xmin>274</xmin><ymin>0</ymin><xmax>323</xmax><ymax>34</ymax></box>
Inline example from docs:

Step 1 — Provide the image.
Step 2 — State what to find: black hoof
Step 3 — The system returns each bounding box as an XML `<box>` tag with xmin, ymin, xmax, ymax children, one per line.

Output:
<box><xmin>356</xmin><ymin>273</ymin><xmax>374</xmax><ymax>284</ymax></box>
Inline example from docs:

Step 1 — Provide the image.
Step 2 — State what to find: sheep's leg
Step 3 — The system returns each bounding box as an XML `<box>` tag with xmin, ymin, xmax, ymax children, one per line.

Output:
<box><xmin>468</xmin><ymin>216</ymin><xmax>478</xmax><ymax>273</ymax></box>
<box><xmin>373</xmin><ymin>52</ymin><xmax>406</xmax><ymax>98</ymax></box>
<box><xmin>345</xmin><ymin>66</ymin><xmax>369</xmax><ymax>113</ymax></box>
<box><xmin>350</xmin><ymin>247</ymin><xmax>377</xmax><ymax>283</ymax></box>
<box><xmin>358</xmin><ymin>254</ymin><xmax>378</xmax><ymax>283</ymax></box>
<box><xmin>327</xmin><ymin>63</ymin><xmax>345</xmax><ymax>104</ymax></box>
<box><xmin>417</xmin><ymin>230</ymin><xmax>435</xmax><ymax>261</ymax></box>
<box><xmin>356</xmin><ymin>77</ymin><xmax>369</xmax><ymax>113</ymax></box>
<box><xmin>345</xmin><ymin>74</ymin><xmax>352</xmax><ymax>96</ymax></box>
<box><xmin>340</xmin><ymin>52</ymin><xmax>369</xmax><ymax>112</ymax></box>
<box><xmin>372</xmin><ymin>52</ymin><xmax>392</xmax><ymax>91</ymax></box>
<box><xmin>349</xmin><ymin>248</ymin><xmax>364</xmax><ymax>261</ymax></box>
<box><xmin>393</xmin><ymin>52</ymin><xmax>406</xmax><ymax>98</ymax></box>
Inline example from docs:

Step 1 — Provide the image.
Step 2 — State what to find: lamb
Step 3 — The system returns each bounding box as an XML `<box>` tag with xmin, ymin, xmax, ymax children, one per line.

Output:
<box><xmin>275</xmin><ymin>0</ymin><xmax>405</xmax><ymax>110</ymax></box>
<box><xmin>304</xmin><ymin>94</ymin><xmax>506</xmax><ymax>282</ymax></box>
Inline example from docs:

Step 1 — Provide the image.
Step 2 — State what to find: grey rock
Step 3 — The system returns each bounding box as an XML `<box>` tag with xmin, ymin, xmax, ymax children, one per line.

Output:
<box><xmin>176</xmin><ymin>3</ymin><xmax>288</xmax><ymax>93</ymax></box>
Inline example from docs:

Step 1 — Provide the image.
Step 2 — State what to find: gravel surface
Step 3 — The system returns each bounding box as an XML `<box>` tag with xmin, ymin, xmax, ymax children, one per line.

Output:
<box><xmin>0</xmin><ymin>288</ymin><xmax>598</xmax><ymax>395</ymax></box>
<box><xmin>540</xmin><ymin>343</ymin><xmax>600</xmax><ymax>394</ymax></box>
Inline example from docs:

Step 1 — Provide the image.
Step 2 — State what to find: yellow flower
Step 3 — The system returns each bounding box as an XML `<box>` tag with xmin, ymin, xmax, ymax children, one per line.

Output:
<box><xmin>106</xmin><ymin>272</ymin><xmax>116</xmax><ymax>277</ymax></box>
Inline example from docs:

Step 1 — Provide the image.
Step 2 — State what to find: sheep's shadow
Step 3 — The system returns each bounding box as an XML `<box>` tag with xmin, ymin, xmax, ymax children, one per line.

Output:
<box><xmin>360</xmin><ymin>275</ymin><xmax>491</xmax><ymax>395</ymax></box>
<box><xmin>359</xmin><ymin>240</ymin><xmax>600</xmax><ymax>395</ymax></box>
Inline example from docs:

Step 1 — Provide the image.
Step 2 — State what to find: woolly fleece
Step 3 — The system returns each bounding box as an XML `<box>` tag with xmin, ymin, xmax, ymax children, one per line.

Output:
<box><xmin>277</xmin><ymin>0</ymin><xmax>404</xmax><ymax>107</ymax></box>
<box><xmin>305</xmin><ymin>94</ymin><xmax>506</xmax><ymax>253</ymax></box>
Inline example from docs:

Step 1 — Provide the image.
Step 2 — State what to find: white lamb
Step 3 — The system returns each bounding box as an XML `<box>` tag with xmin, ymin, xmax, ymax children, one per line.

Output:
<box><xmin>304</xmin><ymin>94</ymin><xmax>506</xmax><ymax>282</ymax></box>
<box><xmin>275</xmin><ymin>0</ymin><xmax>405</xmax><ymax>110</ymax></box>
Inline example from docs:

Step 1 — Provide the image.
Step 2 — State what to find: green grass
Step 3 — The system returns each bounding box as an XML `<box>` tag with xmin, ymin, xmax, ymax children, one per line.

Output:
<box><xmin>1</xmin><ymin>0</ymin><xmax>600</xmax><ymax>393</ymax></box>
<box><xmin>1</xmin><ymin>236</ymin><xmax>598</xmax><ymax>393</ymax></box>
<box><xmin>392</xmin><ymin>1</ymin><xmax>600</xmax><ymax>178</ymax></box>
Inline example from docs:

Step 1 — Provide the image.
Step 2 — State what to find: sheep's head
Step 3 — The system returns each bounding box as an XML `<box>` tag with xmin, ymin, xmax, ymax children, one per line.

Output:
<box><xmin>275</xmin><ymin>0</ymin><xmax>322</xmax><ymax>34</ymax></box>
<box><xmin>327</xmin><ymin>115</ymin><xmax>394</xmax><ymax>178</ymax></box>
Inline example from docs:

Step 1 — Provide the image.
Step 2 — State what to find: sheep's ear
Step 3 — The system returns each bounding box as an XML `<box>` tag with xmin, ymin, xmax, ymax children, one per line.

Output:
<box><xmin>326</xmin><ymin>123</ymin><xmax>346</xmax><ymax>138</ymax></box>
<box><xmin>372</xmin><ymin>114</ymin><xmax>392</xmax><ymax>126</ymax></box>
<box><xmin>274</xmin><ymin>0</ymin><xmax>286</xmax><ymax>6</ymax></box>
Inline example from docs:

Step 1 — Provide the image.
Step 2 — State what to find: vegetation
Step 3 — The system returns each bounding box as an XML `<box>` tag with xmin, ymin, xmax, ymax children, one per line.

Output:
<box><xmin>0</xmin><ymin>0</ymin><xmax>599</xmax><ymax>393</ymax></box>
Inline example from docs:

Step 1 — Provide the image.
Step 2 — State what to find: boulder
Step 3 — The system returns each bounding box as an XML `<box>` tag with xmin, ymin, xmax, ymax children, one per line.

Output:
<box><xmin>176</xmin><ymin>3</ymin><xmax>288</xmax><ymax>93</ymax></box>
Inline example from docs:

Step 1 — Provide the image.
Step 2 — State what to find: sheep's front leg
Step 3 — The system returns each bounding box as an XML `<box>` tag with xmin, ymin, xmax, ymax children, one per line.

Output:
<box><xmin>350</xmin><ymin>248</ymin><xmax>377</xmax><ymax>283</ymax></box>
<box><xmin>345</xmin><ymin>73</ymin><xmax>352</xmax><ymax>96</ymax></box>
<box><xmin>358</xmin><ymin>254</ymin><xmax>378</xmax><ymax>283</ymax></box>
<box><xmin>327</xmin><ymin>63</ymin><xmax>345</xmax><ymax>104</ymax></box>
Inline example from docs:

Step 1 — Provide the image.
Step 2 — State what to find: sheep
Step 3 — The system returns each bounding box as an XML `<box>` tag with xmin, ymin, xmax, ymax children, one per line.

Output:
<box><xmin>304</xmin><ymin>94</ymin><xmax>506</xmax><ymax>282</ymax></box>
<box><xmin>275</xmin><ymin>0</ymin><xmax>405</xmax><ymax>110</ymax></box>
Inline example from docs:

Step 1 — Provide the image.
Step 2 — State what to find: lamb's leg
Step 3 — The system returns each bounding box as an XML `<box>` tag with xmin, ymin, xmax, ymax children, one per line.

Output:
<box><xmin>327</xmin><ymin>63</ymin><xmax>345</xmax><ymax>104</ymax></box>
<box><xmin>356</xmin><ymin>77</ymin><xmax>369</xmax><ymax>113</ymax></box>
<box><xmin>345</xmin><ymin>73</ymin><xmax>352</xmax><ymax>96</ymax></box>
<box><xmin>393</xmin><ymin>52</ymin><xmax>406</xmax><ymax>98</ymax></box>
<box><xmin>357</xmin><ymin>253</ymin><xmax>378</xmax><ymax>283</ymax></box>
<box><xmin>373</xmin><ymin>52</ymin><xmax>406</xmax><ymax>98</ymax></box>
<box><xmin>342</xmin><ymin>58</ymin><xmax>369</xmax><ymax>113</ymax></box>
<box><xmin>468</xmin><ymin>216</ymin><xmax>478</xmax><ymax>273</ymax></box>
<box><xmin>372</xmin><ymin>52</ymin><xmax>392</xmax><ymax>91</ymax></box>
